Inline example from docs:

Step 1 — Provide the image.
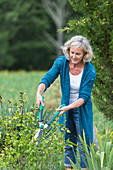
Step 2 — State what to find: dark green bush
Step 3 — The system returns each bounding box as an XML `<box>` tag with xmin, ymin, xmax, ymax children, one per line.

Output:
<box><xmin>65</xmin><ymin>0</ymin><xmax>113</xmax><ymax>119</ymax></box>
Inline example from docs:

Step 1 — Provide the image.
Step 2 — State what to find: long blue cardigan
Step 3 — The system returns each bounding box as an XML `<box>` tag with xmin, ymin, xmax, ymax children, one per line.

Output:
<box><xmin>39</xmin><ymin>55</ymin><xmax>96</xmax><ymax>146</ymax></box>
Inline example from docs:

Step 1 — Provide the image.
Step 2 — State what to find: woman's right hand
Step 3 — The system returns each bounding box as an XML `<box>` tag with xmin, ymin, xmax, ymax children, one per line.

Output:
<box><xmin>36</xmin><ymin>83</ymin><xmax>46</xmax><ymax>108</ymax></box>
<box><xmin>36</xmin><ymin>93</ymin><xmax>45</xmax><ymax>109</ymax></box>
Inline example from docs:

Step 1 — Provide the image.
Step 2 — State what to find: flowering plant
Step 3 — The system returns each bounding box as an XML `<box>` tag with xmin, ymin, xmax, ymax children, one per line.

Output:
<box><xmin>0</xmin><ymin>92</ymin><xmax>65</xmax><ymax>169</ymax></box>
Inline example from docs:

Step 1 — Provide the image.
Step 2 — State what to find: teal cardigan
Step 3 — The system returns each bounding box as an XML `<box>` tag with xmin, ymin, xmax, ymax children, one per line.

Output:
<box><xmin>39</xmin><ymin>56</ymin><xmax>96</xmax><ymax>146</ymax></box>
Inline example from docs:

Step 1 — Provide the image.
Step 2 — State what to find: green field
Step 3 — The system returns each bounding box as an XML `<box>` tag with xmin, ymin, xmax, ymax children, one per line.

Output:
<box><xmin>0</xmin><ymin>71</ymin><xmax>113</xmax><ymax>135</ymax></box>
<box><xmin>0</xmin><ymin>70</ymin><xmax>45</xmax><ymax>104</ymax></box>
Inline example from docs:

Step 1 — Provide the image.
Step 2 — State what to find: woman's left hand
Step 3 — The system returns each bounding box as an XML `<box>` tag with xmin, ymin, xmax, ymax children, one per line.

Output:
<box><xmin>56</xmin><ymin>105</ymin><xmax>70</xmax><ymax>116</ymax></box>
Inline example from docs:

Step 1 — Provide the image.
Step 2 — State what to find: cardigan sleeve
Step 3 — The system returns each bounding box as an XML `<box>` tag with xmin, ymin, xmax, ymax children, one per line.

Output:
<box><xmin>38</xmin><ymin>58</ymin><xmax>60</xmax><ymax>91</ymax></box>
<box><xmin>79</xmin><ymin>70</ymin><xmax>96</xmax><ymax>104</ymax></box>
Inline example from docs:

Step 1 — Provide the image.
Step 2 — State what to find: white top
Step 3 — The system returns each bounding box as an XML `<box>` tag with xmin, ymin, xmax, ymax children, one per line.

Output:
<box><xmin>69</xmin><ymin>71</ymin><xmax>83</xmax><ymax>104</ymax></box>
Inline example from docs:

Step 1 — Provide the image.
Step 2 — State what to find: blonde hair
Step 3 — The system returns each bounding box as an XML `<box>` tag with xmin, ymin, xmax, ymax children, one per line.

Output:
<box><xmin>61</xmin><ymin>35</ymin><xmax>93</xmax><ymax>63</ymax></box>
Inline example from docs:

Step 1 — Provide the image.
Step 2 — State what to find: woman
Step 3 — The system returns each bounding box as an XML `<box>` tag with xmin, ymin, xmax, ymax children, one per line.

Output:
<box><xmin>36</xmin><ymin>35</ymin><xmax>96</xmax><ymax>169</ymax></box>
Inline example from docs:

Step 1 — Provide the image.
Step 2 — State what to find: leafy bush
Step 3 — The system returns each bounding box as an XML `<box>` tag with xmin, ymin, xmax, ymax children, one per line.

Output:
<box><xmin>0</xmin><ymin>92</ymin><xmax>65</xmax><ymax>169</ymax></box>
<box><xmin>64</xmin><ymin>0</ymin><xmax>113</xmax><ymax>119</ymax></box>
<box><xmin>67</xmin><ymin>130</ymin><xmax>113</xmax><ymax>170</ymax></box>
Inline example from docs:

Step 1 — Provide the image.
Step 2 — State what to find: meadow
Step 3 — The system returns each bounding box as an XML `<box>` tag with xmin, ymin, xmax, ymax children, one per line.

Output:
<box><xmin>0</xmin><ymin>70</ymin><xmax>112</xmax><ymax>135</ymax></box>
<box><xmin>0</xmin><ymin>71</ymin><xmax>113</xmax><ymax>169</ymax></box>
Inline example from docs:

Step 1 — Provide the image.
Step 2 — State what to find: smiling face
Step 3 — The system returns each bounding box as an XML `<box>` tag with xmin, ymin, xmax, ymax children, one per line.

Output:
<box><xmin>69</xmin><ymin>46</ymin><xmax>84</xmax><ymax>65</ymax></box>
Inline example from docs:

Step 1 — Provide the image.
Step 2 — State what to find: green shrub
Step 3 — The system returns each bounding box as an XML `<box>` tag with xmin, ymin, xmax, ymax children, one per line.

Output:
<box><xmin>0</xmin><ymin>92</ymin><xmax>65</xmax><ymax>169</ymax></box>
<box><xmin>64</xmin><ymin>0</ymin><xmax>113</xmax><ymax>120</ymax></box>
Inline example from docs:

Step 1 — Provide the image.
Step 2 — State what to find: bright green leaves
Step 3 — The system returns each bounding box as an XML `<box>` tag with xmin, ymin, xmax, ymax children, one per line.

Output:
<box><xmin>0</xmin><ymin>92</ymin><xmax>65</xmax><ymax>169</ymax></box>
<box><xmin>67</xmin><ymin>130</ymin><xmax>113</xmax><ymax>169</ymax></box>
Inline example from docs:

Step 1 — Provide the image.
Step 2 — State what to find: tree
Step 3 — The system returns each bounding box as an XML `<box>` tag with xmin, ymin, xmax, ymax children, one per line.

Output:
<box><xmin>42</xmin><ymin>0</ymin><xmax>72</xmax><ymax>56</ymax></box>
<box><xmin>64</xmin><ymin>0</ymin><xmax>113</xmax><ymax>119</ymax></box>
<box><xmin>0</xmin><ymin>0</ymin><xmax>55</xmax><ymax>70</ymax></box>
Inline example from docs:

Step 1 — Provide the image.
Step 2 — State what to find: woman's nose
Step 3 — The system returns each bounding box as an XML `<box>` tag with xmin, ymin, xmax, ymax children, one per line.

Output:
<box><xmin>72</xmin><ymin>54</ymin><xmax>76</xmax><ymax>58</ymax></box>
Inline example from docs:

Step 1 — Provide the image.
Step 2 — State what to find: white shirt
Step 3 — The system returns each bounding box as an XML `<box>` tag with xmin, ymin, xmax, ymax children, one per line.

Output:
<box><xmin>69</xmin><ymin>71</ymin><xmax>83</xmax><ymax>104</ymax></box>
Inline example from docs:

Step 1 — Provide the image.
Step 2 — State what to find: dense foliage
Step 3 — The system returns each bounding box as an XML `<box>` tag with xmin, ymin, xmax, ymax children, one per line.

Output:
<box><xmin>0</xmin><ymin>92</ymin><xmax>65</xmax><ymax>169</ymax></box>
<box><xmin>65</xmin><ymin>0</ymin><xmax>113</xmax><ymax>120</ymax></box>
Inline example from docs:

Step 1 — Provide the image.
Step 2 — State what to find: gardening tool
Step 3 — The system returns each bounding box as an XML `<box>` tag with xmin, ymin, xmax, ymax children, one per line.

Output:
<box><xmin>33</xmin><ymin>96</ymin><xmax>65</xmax><ymax>146</ymax></box>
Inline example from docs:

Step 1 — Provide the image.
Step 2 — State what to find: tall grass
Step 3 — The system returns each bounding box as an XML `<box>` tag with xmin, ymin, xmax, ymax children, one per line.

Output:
<box><xmin>0</xmin><ymin>70</ymin><xmax>45</xmax><ymax>105</ymax></box>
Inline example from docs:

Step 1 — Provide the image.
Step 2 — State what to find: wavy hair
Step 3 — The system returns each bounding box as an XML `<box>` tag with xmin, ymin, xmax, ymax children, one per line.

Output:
<box><xmin>61</xmin><ymin>35</ymin><xmax>93</xmax><ymax>63</ymax></box>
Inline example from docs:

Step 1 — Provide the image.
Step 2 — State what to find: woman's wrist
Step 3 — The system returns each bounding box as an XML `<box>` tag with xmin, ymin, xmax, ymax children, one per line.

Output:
<box><xmin>67</xmin><ymin>104</ymin><xmax>74</xmax><ymax>110</ymax></box>
<box><xmin>37</xmin><ymin>83</ymin><xmax>46</xmax><ymax>95</ymax></box>
<box><xmin>37</xmin><ymin>92</ymin><xmax>42</xmax><ymax>96</ymax></box>
<box><xmin>68</xmin><ymin>98</ymin><xmax>84</xmax><ymax>110</ymax></box>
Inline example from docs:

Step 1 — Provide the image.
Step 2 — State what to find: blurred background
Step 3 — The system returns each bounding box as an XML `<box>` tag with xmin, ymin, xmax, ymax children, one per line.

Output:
<box><xmin>0</xmin><ymin>0</ymin><xmax>113</xmax><ymax>123</ymax></box>
<box><xmin>0</xmin><ymin>0</ymin><xmax>77</xmax><ymax>71</ymax></box>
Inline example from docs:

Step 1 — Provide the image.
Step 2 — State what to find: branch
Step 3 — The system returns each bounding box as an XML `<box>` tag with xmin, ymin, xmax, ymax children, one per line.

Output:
<box><xmin>43</xmin><ymin>31</ymin><xmax>59</xmax><ymax>48</ymax></box>
<box><xmin>41</xmin><ymin>0</ymin><xmax>71</xmax><ymax>28</ymax></box>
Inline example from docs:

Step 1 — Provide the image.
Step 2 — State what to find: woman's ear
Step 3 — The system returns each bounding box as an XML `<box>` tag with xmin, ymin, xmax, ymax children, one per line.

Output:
<box><xmin>68</xmin><ymin>48</ymin><xmax>70</xmax><ymax>54</ymax></box>
<box><xmin>83</xmin><ymin>52</ymin><xmax>87</xmax><ymax>56</ymax></box>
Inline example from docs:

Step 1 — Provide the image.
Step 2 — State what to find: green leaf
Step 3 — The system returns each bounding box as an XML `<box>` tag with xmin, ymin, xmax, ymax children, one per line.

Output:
<box><xmin>96</xmin><ymin>132</ymin><xmax>104</xmax><ymax>152</ymax></box>
<box><xmin>90</xmin><ymin>144</ymin><xmax>98</xmax><ymax>170</ymax></box>
<box><xmin>108</xmin><ymin>147</ymin><xmax>113</xmax><ymax>168</ymax></box>
<box><xmin>106</xmin><ymin>141</ymin><xmax>112</xmax><ymax>163</ymax></box>
<box><xmin>67</xmin><ymin>156</ymin><xmax>78</xmax><ymax>170</ymax></box>
<box><xmin>79</xmin><ymin>131</ymin><xmax>92</xmax><ymax>169</ymax></box>
<box><xmin>100</xmin><ymin>152</ymin><xmax>105</xmax><ymax>168</ymax></box>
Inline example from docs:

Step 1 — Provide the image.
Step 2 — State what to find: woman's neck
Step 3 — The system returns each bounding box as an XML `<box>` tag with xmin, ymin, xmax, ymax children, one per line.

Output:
<box><xmin>69</xmin><ymin>61</ymin><xmax>85</xmax><ymax>75</ymax></box>
<box><xmin>69</xmin><ymin>61</ymin><xmax>84</xmax><ymax>69</ymax></box>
